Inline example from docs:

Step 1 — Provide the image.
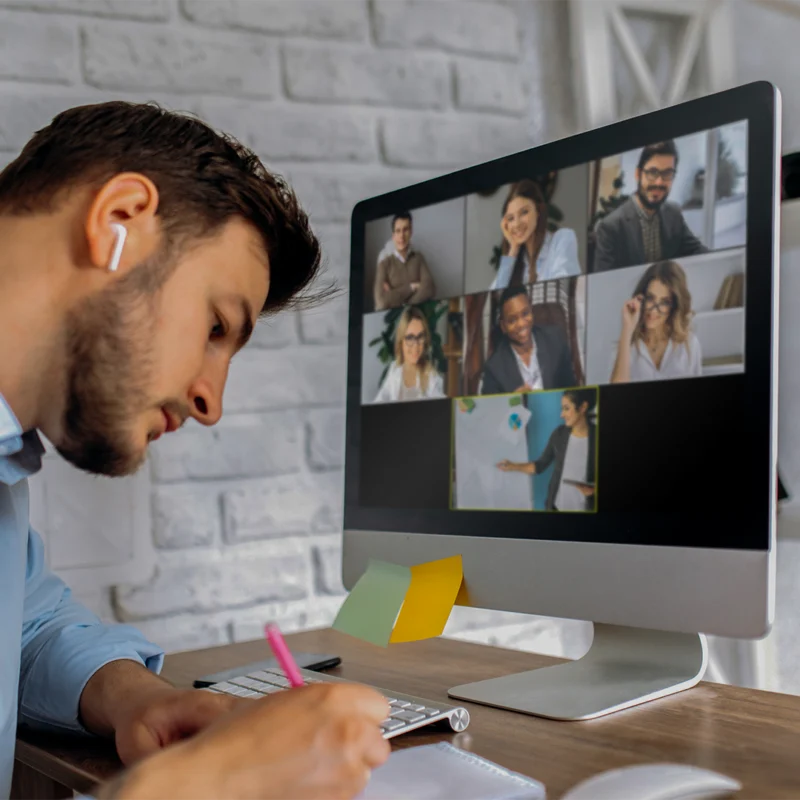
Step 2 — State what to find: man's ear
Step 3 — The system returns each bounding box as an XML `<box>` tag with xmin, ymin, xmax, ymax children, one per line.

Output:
<box><xmin>84</xmin><ymin>172</ymin><xmax>162</xmax><ymax>274</ymax></box>
<box><xmin>635</xmin><ymin>167</ymin><xmax>642</xmax><ymax>184</ymax></box>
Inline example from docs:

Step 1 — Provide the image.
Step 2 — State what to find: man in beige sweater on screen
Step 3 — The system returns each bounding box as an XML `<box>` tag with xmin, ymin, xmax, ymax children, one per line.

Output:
<box><xmin>374</xmin><ymin>211</ymin><xmax>436</xmax><ymax>310</ymax></box>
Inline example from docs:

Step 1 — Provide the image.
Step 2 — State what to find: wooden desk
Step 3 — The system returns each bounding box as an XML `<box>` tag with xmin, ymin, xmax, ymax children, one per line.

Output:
<box><xmin>12</xmin><ymin>628</ymin><xmax>800</xmax><ymax>799</ymax></box>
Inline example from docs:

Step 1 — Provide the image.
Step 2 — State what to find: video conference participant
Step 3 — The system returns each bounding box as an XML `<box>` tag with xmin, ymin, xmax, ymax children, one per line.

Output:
<box><xmin>374</xmin><ymin>306</ymin><xmax>445</xmax><ymax>402</ymax></box>
<box><xmin>490</xmin><ymin>179</ymin><xmax>581</xmax><ymax>289</ymax></box>
<box><xmin>593</xmin><ymin>140</ymin><xmax>708</xmax><ymax>272</ymax></box>
<box><xmin>496</xmin><ymin>389</ymin><xmax>597</xmax><ymax>512</ymax></box>
<box><xmin>610</xmin><ymin>260</ymin><xmax>702</xmax><ymax>384</ymax></box>
<box><xmin>480</xmin><ymin>286</ymin><xmax>576</xmax><ymax>395</ymax></box>
<box><xmin>374</xmin><ymin>211</ymin><xmax>436</xmax><ymax>310</ymax></box>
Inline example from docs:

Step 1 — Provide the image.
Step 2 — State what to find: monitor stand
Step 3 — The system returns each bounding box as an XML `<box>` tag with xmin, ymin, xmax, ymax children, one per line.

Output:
<box><xmin>448</xmin><ymin>623</ymin><xmax>708</xmax><ymax>721</ymax></box>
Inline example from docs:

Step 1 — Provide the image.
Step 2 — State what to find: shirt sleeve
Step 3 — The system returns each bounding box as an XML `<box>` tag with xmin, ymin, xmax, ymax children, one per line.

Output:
<box><xmin>18</xmin><ymin>526</ymin><xmax>164</xmax><ymax>734</ymax></box>
<box><xmin>547</xmin><ymin>229</ymin><xmax>582</xmax><ymax>278</ymax></box>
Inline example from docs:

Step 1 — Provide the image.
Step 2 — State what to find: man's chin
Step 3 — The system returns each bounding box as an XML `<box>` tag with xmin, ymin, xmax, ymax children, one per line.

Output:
<box><xmin>54</xmin><ymin>440</ymin><xmax>146</xmax><ymax>478</ymax></box>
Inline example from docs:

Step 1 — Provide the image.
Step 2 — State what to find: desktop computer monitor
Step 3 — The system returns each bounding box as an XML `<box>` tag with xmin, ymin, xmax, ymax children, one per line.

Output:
<box><xmin>342</xmin><ymin>82</ymin><xmax>780</xmax><ymax>720</ymax></box>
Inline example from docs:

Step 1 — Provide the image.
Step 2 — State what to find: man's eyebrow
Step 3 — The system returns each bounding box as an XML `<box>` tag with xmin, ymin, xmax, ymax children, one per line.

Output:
<box><xmin>237</xmin><ymin>298</ymin><xmax>255</xmax><ymax>349</ymax></box>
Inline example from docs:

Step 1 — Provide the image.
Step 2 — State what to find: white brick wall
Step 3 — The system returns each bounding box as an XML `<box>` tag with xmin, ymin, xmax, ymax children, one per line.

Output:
<box><xmin>1</xmin><ymin>0</ymin><xmax>590</xmax><ymax>658</ymax></box>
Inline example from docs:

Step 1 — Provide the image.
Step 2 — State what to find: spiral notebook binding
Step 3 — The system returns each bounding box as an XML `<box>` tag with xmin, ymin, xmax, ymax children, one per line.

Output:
<box><xmin>433</xmin><ymin>742</ymin><xmax>545</xmax><ymax>793</ymax></box>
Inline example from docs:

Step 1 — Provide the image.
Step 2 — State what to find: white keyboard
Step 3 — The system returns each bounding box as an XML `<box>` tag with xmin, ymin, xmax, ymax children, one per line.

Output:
<box><xmin>205</xmin><ymin>666</ymin><xmax>470</xmax><ymax>739</ymax></box>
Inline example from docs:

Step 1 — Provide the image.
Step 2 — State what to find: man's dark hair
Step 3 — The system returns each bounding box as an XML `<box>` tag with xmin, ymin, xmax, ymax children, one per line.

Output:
<box><xmin>392</xmin><ymin>211</ymin><xmax>412</xmax><ymax>231</ymax></box>
<box><xmin>0</xmin><ymin>101</ymin><xmax>325</xmax><ymax>314</ymax></box>
<box><xmin>498</xmin><ymin>284</ymin><xmax>530</xmax><ymax>314</ymax></box>
<box><xmin>637</xmin><ymin>140</ymin><xmax>679</xmax><ymax>172</ymax></box>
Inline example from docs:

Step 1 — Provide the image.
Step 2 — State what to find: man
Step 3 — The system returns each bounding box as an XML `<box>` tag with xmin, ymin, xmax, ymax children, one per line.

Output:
<box><xmin>593</xmin><ymin>139</ymin><xmax>708</xmax><ymax>272</ymax></box>
<box><xmin>480</xmin><ymin>286</ymin><xmax>576</xmax><ymax>395</ymax></box>
<box><xmin>0</xmin><ymin>102</ymin><xmax>389</xmax><ymax>800</ymax></box>
<box><xmin>373</xmin><ymin>211</ymin><xmax>435</xmax><ymax>310</ymax></box>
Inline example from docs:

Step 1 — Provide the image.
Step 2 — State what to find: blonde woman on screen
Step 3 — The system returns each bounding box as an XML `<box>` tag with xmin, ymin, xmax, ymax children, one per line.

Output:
<box><xmin>610</xmin><ymin>260</ymin><xmax>702</xmax><ymax>384</ymax></box>
<box><xmin>374</xmin><ymin>306</ymin><xmax>445</xmax><ymax>403</ymax></box>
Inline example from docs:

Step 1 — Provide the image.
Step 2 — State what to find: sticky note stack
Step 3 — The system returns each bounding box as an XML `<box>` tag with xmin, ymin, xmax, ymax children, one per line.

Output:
<box><xmin>332</xmin><ymin>555</ymin><xmax>464</xmax><ymax>647</ymax></box>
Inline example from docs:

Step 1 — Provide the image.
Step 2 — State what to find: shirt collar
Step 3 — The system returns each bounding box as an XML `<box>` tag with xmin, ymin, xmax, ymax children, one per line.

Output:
<box><xmin>632</xmin><ymin>196</ymin><xmax>659</xmax><ymax>223</ymax></box>
<box><xmin>0</xmin><ymin>393</ymin><xmax>24</xmax><ymax>455</ymax></box>
<box><xmin>393</xmin><ymin>244</ymin><xmax>414</xmax><ymax>263</ymax></box>
<box><xmin>0</xmin><ymin>392</ymin><xmax>45</xmax><ymax>484</ymax></box>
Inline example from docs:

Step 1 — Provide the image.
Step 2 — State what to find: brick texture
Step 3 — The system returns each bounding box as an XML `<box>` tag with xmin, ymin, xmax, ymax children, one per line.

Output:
<box><xmin>284</xmin><ymin>44</ymin><xmax>449</xmax><ymax>109</ymax></box>
<box><xmin>197</xmin><ymin>98</ymin><xmax>378</xmax><ymax>163</ymax></box>
<box><xmin>380</xmin><ymin>113</ymin><xmax>530</xmax><ymax>168</ymax></box>
<box><xmin>180</xmin><ymin>0</ymin><xmax>368</xmax><ymax>41</ymax></box>
<box><xmin>223</xmin><ymin>347</ymin><xmax>346</xmax><ymax>412</ymax></box>
<box><xmin>0</xmin><ymin>1</ymin><xmax>169</xmax><ymax>19</ymax></box>
<box><xmin>0</xmin><ymin>11</ymin><xmax>77</xmax><ymax>84</ymax></box>
<box><xmin>149</xmin><ymin>413</ymin><xmax>303</xmax><ymax>483</ymax></box>
<box><xmin>221</xmin><ymin>472</ymin><xmax>342</xmax><ymax>544</ymax></box>
<box><xmin>372</xmin><ymin>0</ymin><xmax>520</xmax><ymax>58</ymax></box>
<box><xmin>306</xmin><ymin>409</ymin><xmax>345</xmax><ymax>471</ymax></box>
<box><xmin>115</xmin><ymin>543</ymin><xmax>309</xmax><ymax>620</ymax></box>
<box><xmin>454</xmin><ymin>58</ymin><xmax>527</xmax><ymax>115</ymax></box>
<box><xmin>152</xmin><ymin>485</ymin><xmax>220</xmax><ymax>549</ymax></box>
<box><xmin>81</xmin><ymin>25</ymin><xmax>279</xmax><ymax>96</ymax></box>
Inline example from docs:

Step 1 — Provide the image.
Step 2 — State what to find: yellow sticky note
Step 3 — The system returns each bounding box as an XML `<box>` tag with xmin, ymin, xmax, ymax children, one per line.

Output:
<box><xmin>389</xmin><ymin>555</ymin><xmax>464</xmax><ymax>643</ymax></box>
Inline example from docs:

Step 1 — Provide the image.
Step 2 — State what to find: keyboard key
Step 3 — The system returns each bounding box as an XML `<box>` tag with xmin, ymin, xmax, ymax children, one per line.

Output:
<box><xmin>211</xmin><ymin>682</ymin><xmax>238</xmax><ymax>693</ymax></box>
<box><xmin>381</xmin><ymin>719</ymin><xmax>405</xmax><ymax>732</ymax></box>
<box><xmin>423</xmin><ymin>707</ymin><xmax>441</xmax><ymax>716</ymax></box>
<box><xmin>390</xmin><ymin>710</ymin><xmax>425</xmax><ymax>724</ymax></box>
<box><xmin>407</xmin><ymin>704</ymin><xmax>426</xmax><ymax>712</ymax></box>
<box><xmin>389</xmin><ymin>700</ymin><xmax>410</xmax><ymax>708</ymax></box>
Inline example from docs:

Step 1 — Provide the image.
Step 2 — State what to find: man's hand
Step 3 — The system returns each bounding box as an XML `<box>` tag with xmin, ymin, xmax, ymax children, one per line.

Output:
<box><xmin>80</xmin><ymin>660</ymin><xmax>246</xmax><ymax>765</ymax></box>
<box><xmin>98</xmin><ymin>682</ymin><xmax>390</xmax><ymax>800</ymax></box>
<box><xmin>113</xmin><ymin>683</ymin><xmax>248</xmax><ymax>765</ymax></box>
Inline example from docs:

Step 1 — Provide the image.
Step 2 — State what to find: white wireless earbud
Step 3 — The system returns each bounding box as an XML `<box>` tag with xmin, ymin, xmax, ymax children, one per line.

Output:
<box><xmin>107</xmin><ymin>223</ymin><xmax>127</xmax><ymax>272</ymax></box>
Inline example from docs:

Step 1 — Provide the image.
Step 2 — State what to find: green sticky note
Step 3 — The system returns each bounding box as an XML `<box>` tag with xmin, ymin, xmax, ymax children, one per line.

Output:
<box><xmin>509</xmin><ymin>395</ymin><xmax>522</xmax><ymax>407</ymax></box>
<box><xmin>332</xmin><ymin>559</ymin><xmax>412</xmax><ymax>647</ymax></box>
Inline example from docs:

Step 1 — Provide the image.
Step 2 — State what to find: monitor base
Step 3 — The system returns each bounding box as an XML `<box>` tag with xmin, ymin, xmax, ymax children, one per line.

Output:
<box><xmin>448</xmin><ymin>623</ymin><xmax>708</xmax><ymax>720</ymax></box>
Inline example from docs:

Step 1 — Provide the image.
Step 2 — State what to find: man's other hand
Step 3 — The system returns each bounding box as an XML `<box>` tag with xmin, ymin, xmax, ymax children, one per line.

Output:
<box><xmin>98</xmin><ymin>682</ymin><xmax>390</xmax><ymax>800</ymax></box>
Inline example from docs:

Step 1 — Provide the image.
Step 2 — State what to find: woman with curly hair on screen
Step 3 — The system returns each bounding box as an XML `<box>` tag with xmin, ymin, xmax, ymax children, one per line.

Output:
<box><xmin>610</xmin><ymin>260</ymin><xmax>702</xmax><ymax>384</ymax></box>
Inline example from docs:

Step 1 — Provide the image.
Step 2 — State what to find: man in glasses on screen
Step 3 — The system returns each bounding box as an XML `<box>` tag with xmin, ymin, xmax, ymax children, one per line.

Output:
<box><xmin>592</xmin><ymin>140</ymin><xmax>708</xmax><ymax>272</ymax></box>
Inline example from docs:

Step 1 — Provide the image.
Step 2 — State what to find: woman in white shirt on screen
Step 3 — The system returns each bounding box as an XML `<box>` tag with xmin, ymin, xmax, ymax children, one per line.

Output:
<box><xmin>374</xmin><ymin>306</ymin><xmax>445</xmax><ymax>403</ymax></box>
<box><xmin>610</xmin><ymin>260</ymin><xmax>702</xmax><ymax>384</ymax></box>
<box><xmin>490</xmin><ymin>179</ymin><xmax>582</xmax><ymax>290</ymax></box>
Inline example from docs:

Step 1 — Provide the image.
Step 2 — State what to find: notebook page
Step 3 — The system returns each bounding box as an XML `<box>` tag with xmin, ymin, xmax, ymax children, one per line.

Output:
<box><xmin>357</xmin><ymin>742</ymin><xmax>546</xmax><ymax>800</ymax></box>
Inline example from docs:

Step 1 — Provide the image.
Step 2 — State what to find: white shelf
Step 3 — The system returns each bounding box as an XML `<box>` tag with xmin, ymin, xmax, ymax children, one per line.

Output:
<box><xmin>694</xmin><ymin>306</ymin><xmax>744</xmax><ymax>321</ymax></box>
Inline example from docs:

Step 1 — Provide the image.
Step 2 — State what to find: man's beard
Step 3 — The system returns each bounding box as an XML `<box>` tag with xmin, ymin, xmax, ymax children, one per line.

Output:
<box><xmin>56</xmin><ymin>257</ymin><xmax>169</xmax><ymax>477</ymax></box>
<box><xmin>636</xmin><ymin>182</ymin><xmax>668</xmax><ymax>211</ymax></box>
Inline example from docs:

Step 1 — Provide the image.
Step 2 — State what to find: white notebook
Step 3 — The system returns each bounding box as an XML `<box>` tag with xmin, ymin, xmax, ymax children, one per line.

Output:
<box><xmin>357</xmin><ymin>742</ymin><xmax>546</xmax><ymax>800</ymax></box>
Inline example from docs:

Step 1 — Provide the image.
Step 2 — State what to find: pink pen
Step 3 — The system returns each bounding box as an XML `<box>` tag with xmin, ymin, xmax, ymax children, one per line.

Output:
<box><xmin>265</xmin><ymin>622</ymin><xmax>305</xmax><ymax>687</ymax></box>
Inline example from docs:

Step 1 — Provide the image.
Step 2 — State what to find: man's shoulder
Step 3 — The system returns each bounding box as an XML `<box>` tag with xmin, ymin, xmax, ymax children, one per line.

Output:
<box><xmin>485</xmin><ymin>339</ymin><xmax>511</xmax><ymax>369</ymax></box>
<box><xmin>660</xmin><ymin>201</ymin><xmax>686</xmax><ymax>222</ymax></box>
<box><xmin>598</xmin><ymin>198</ymin><xmax>634</xmax><ymax>230</ymax></box>
<box><xmin>534</xmin><ymin>324</ymin><xmax>567</xmax><ymax>346</ymax></box>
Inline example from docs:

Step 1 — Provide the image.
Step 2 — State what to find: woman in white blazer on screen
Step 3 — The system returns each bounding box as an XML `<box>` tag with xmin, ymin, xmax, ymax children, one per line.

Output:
<box><xmin>373</xmin><ymin>306</ymin><xmax>445</xmax><ymax>403</ymax></box>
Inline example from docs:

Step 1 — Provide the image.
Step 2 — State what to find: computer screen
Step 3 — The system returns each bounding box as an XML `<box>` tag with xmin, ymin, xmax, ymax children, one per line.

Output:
<box><xmin>345</xmin><ymin>85</ymin><xmax>777</xmax><ymax>553</ymax></box>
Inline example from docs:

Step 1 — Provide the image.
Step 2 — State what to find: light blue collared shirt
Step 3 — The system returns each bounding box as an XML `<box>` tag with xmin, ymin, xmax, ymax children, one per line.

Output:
<box><xmin>490</xmin><ymin>228</ymin><xmax>582</xmax><ymax>290</ymax></box>
<box><xmin>0</xmin><ymin>394</ymin><xmax>164</xmax><ymax>799</ymax></box>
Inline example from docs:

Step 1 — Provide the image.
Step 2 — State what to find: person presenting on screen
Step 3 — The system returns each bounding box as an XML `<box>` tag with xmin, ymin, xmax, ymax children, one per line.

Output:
<box><xmin>480</xmin><ymin>286</ymin><xmax>576</xmax><ymax>395</ymax></box>
<box><xmin>496</xmin><ymin>389</ymin><xmax>596</xmax><ymax>512</ymax></box>
<box><xmin>610</xmin><ymin>260</ymin><xmax>702</xmax><ymax>384</ymax></box>
<box><xmin>490</xmin><ymin>180</ymin><xmax>581</xmax><ymax>290</ymax></box>
<box><xmin>374</xmin><ymin>306</ymin><xmax>445</xmax><ymax>402</ymax></box>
